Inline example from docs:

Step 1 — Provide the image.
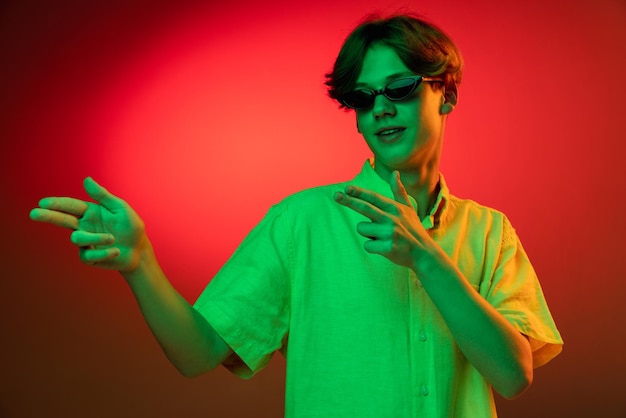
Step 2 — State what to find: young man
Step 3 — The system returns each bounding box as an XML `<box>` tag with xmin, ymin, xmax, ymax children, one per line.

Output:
<box><xmin>31</xmin><ymin>14</ymin><xmax>562</xmax><ymax>417</ymax></box>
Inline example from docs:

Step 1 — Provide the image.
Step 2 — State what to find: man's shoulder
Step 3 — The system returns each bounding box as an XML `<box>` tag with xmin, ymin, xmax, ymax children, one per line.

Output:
<box><xmin>446</xmin><ymin>193</ymin><xmax>509</xmax><ymax>225</ymax></box>
<box><xmin>274</xmin><ymin>181</ymin><xmax>350</xmax><ymax>214</ymax></box>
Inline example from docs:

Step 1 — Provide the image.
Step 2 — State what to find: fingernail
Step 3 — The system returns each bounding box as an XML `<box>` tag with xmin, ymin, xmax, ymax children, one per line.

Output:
<box><xmin>346</xmin><ymin>186</ymin><xmax>355</xmax><ymax>194</ymax></box>
<box><xmin>333</xmin><ymin>192</ymin><xmax>343</xmax><ymax>201</ymax></box>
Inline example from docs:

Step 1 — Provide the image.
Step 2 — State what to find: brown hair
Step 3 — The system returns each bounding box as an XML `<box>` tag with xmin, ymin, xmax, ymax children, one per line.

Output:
<box><xmin>325</xmin><ymin>14</ymin><xmax>463</xmax><ymax>108</ymax></box>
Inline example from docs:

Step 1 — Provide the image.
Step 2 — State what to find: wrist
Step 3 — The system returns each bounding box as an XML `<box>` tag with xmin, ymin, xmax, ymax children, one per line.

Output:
<box><xmin>121</xmin><ymin>237</ymin><xmax>156</xmax><ymax>280</ymax></box>
<box><xmin>410</xmin><ymin>244</ymin><xmax>448</xmax><ymax>279</ymax></box>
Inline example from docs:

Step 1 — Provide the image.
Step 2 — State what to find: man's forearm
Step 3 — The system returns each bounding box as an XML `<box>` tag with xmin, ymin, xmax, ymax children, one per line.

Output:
<box><xmin>121</xmin><ymin>244</ymin><xmax>232</xmax><ymax>377</ymax></box>
<box><xmin>414</xmin><ymin>247</ymin><xmax>533</xmax><ymax>399</ymax></box>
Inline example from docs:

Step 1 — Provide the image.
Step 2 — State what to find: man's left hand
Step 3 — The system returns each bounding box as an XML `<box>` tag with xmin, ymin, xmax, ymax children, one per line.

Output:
<box><xmin>333</xmin><ymin>171</ymin><xmax>436</xmax><ymax>270</ymax></box>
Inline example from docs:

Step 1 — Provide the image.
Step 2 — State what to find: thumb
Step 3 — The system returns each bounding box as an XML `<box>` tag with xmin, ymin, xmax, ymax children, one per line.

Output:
<box><xmin>83</xmin><ymin>177</ymin><xmax>126</xmax><ymax>211</ymax></box>
<box><xmin>390</xmin><ymin>171</ymin><xmax>412</xmax><ymax>206</ymax></box>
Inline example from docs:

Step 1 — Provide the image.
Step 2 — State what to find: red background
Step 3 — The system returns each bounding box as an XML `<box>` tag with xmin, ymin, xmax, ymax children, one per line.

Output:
<box><xmin>1</xmin><ymin>0</ymin><xmax>625</xmax><ymax>416</ymax></box>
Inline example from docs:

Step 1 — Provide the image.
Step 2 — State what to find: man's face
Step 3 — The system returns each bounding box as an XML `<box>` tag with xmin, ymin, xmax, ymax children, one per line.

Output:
<box><xmin>354</xmin><ymin>44</ymin><xmax>450</xmax><ymax>179</ymax></box>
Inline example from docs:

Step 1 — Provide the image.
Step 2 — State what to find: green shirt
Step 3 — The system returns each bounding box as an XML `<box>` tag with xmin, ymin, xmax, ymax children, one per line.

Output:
<box><xmin>194</xmin><ymin>160</ymin><xmax>563</xmax><ymax>417</ymax></box>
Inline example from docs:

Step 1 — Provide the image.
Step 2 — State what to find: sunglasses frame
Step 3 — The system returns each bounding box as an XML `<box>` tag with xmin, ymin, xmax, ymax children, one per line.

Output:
<box><xmin>339</xmin><ymin>75</ymin><xmax>443</xmax><ymax>110</ymax></box>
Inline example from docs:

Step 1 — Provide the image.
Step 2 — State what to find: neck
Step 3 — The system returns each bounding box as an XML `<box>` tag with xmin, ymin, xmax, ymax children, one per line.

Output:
<box><xmin>374</xmin><ymin>161</ymin><xmax>440</xmax><ymax>220</ymax></box>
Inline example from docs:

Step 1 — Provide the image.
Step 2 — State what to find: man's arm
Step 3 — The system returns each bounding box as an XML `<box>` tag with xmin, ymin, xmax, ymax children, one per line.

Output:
<box><xmin>30</xmin><ymin>177</ymin><xmax>232</xmax><ymax>377</ymax></box>
<box><xmin>334</xmin><ymin>171</ymin><xmax>533</xmax><ymax>399</ymax></box>
<box><xmin>410</xmin><ymin>245</ymin><xmax>533</xmax><ymax>399</ymax></box>
<box><xmin>120</xmin><ymin>244</ymin><xmax>232</xmax><ymax>377</ymax></box>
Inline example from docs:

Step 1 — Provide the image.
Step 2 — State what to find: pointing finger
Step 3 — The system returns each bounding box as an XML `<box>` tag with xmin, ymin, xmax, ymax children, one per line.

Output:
<box><xmin>344</xmin><ymin>186</ymin><xmax>398</xmax><ymax>212</ymax></box>
<box><xmin>334</xmin><ymin>191</ymin><xmax>385</xmax><ymax>222</ymax></box>
<box><xmin>30</xmin><ymin>207</ymin><xmax>80</xmax><ymax>230</ymax></box>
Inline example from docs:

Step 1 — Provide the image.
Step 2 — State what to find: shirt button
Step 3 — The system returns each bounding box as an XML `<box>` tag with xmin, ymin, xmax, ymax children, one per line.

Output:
<box><xmin>419</xmin><ymin>331</ymin><xmax>428</xmax><ymax>342</ymax></box>
<box><xmin>421</xmin><ymin>385</ymin><xmax>429</xmax><ymax>397</ymax></box>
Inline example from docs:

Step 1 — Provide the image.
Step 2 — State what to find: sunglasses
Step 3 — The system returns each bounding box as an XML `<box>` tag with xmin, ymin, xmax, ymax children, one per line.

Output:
<box><xmin>339</xmin><ymin>75</ymin><xmax>442</xmax><ymax>110</ymax></box>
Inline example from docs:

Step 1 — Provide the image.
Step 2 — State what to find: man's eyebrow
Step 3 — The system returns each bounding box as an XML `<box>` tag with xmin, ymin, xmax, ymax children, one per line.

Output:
<box><xmin>354</xmin><ymin>71</ymin><xmax>415</xmax><ymax>88</ymax></box>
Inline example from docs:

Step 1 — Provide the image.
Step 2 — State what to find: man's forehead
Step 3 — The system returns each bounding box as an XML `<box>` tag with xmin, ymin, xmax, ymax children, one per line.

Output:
<box><xmin>355</xmin><ymin>71</ymin><xmax>414</xmax><ymax>88</ymax></box>
<box><xmin>355</xmin><ymin>45</ymin><xmax>412</xmax><ymax>87</ymax></box>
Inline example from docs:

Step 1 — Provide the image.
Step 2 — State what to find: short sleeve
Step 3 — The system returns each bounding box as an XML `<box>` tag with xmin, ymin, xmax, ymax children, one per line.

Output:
<box><xmin>193</xmin><ymin>204</ymin><xmax>293</xmax><ymax>378</ymax></box>
<box><xmin>480</xmin><ymin>216</ymin><xmax>563</xmax><ymax>368</ymax></box>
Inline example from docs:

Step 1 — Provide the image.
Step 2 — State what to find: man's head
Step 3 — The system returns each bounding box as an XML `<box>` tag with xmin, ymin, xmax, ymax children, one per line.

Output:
<box><xmin>326</xmin><ymin>14</ymin><xmax>463</xmax><ymax>109</ymax></box>
<box><xmin>325</xmin><ymin>14</ymin><xmax>464</xmax><ymax>181</ymax></box>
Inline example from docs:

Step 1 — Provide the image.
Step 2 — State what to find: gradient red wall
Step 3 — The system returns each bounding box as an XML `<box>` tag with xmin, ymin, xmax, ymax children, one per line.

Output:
<box><xmin>1</xmin><ymin>0</ymin><xmax>625</xmax><ymax>416</ymax></box>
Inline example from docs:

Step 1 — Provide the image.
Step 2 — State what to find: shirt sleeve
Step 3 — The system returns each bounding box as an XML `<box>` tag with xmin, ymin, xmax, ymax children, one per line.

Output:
<box><xmin>480</xmin><ymin>215</ymin><xmax>563</xmax><ymax>368</ymax></box>
<box><xmin>193</xmin><ymin>203</ymin><xmax>293</xmax><ymax>378</ymax></box>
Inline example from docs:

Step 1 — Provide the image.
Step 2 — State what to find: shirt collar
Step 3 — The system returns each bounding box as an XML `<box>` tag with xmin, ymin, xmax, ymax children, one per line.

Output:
<box><xmin>351</xmin><ymin>159</ymin><xmax>449</xmax><ymax>230</ymax></box>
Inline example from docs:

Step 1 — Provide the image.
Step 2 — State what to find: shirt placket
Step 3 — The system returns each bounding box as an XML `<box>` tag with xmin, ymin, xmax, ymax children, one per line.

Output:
<box><xmin>408</xmin><ymin>268</ymin><xmax>431</xmax><ymax>416</ymax></box>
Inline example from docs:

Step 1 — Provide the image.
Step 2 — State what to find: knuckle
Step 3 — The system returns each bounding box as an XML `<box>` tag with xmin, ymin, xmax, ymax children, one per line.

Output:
<box><xmin>45</xmin><ymin>199</ymin><xmax>59</xmax><ymax>210</ymax></box>
<box><xmin>62</xmin><ymin>214</ymin><xmax>78</xmax><ymax>229</ymax></box>
<box><xmin>79</xmin><ymin>246</ymin><xmax>98</xmax><ymax>263</ymax></box>
<box><xmin>78</xmin><ymin>248</ymin><xmax>90</xmax><ymax>263</ymax></box>
<box><xmin>33</xmin><ymin>209</ymin><xmax>49</xmax><ymax>222</ymax></box>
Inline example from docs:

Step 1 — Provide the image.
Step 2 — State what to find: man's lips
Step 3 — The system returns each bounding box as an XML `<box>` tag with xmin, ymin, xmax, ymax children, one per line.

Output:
<box><xmin>375</xmin><ymin>127</ymin><xmax>406</xmax><ymax>136</ymax></box>
<box><xmin>374</xmin><ymin>127</ymin><xmax>406</xmax><ymax>144</ymax></box>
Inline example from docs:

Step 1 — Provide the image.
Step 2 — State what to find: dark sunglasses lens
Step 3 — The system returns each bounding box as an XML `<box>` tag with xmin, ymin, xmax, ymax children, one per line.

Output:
<box><xmin>385</xmin><ymin>78</ymin><xmax>420</xmax><ymax>100</ymax></box>
<box><xmin>342</xmin><ymin>91</ymin><xmax>375</xmax><ymax>109</ymax></box>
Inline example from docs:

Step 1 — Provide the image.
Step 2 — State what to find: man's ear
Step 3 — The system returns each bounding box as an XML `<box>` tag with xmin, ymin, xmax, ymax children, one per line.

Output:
<box><xmin>440</xmin><ymin>89</ymin><xmax>457</xmax><ymax>115</ymax></box>
<box><xmin>440</xmin><ymin>102</ymin><xmax>455</xmax><ymax>115</ymax></box>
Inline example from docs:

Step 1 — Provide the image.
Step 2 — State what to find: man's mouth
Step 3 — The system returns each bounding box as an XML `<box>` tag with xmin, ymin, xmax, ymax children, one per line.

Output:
<box><xmin>376</xmin><ymin>127</ymin><xmax>406</xmax><ymax>136</ymax></box>
<box><xmin>375</xmin><ymin>127</ymin><xmax>406</xmax><ymax>143</ymax></box>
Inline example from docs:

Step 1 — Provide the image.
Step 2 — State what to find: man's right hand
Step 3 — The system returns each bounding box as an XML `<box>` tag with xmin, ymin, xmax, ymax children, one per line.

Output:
<box><xmin>30</xmin><ymin>177</ymin><xmax>150</xmax><ymax>273</ymax></box>
<box><xmin>30</xmin><ymin>177</ymin><xmax>233</xmax><ymax>376</ymax></box>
